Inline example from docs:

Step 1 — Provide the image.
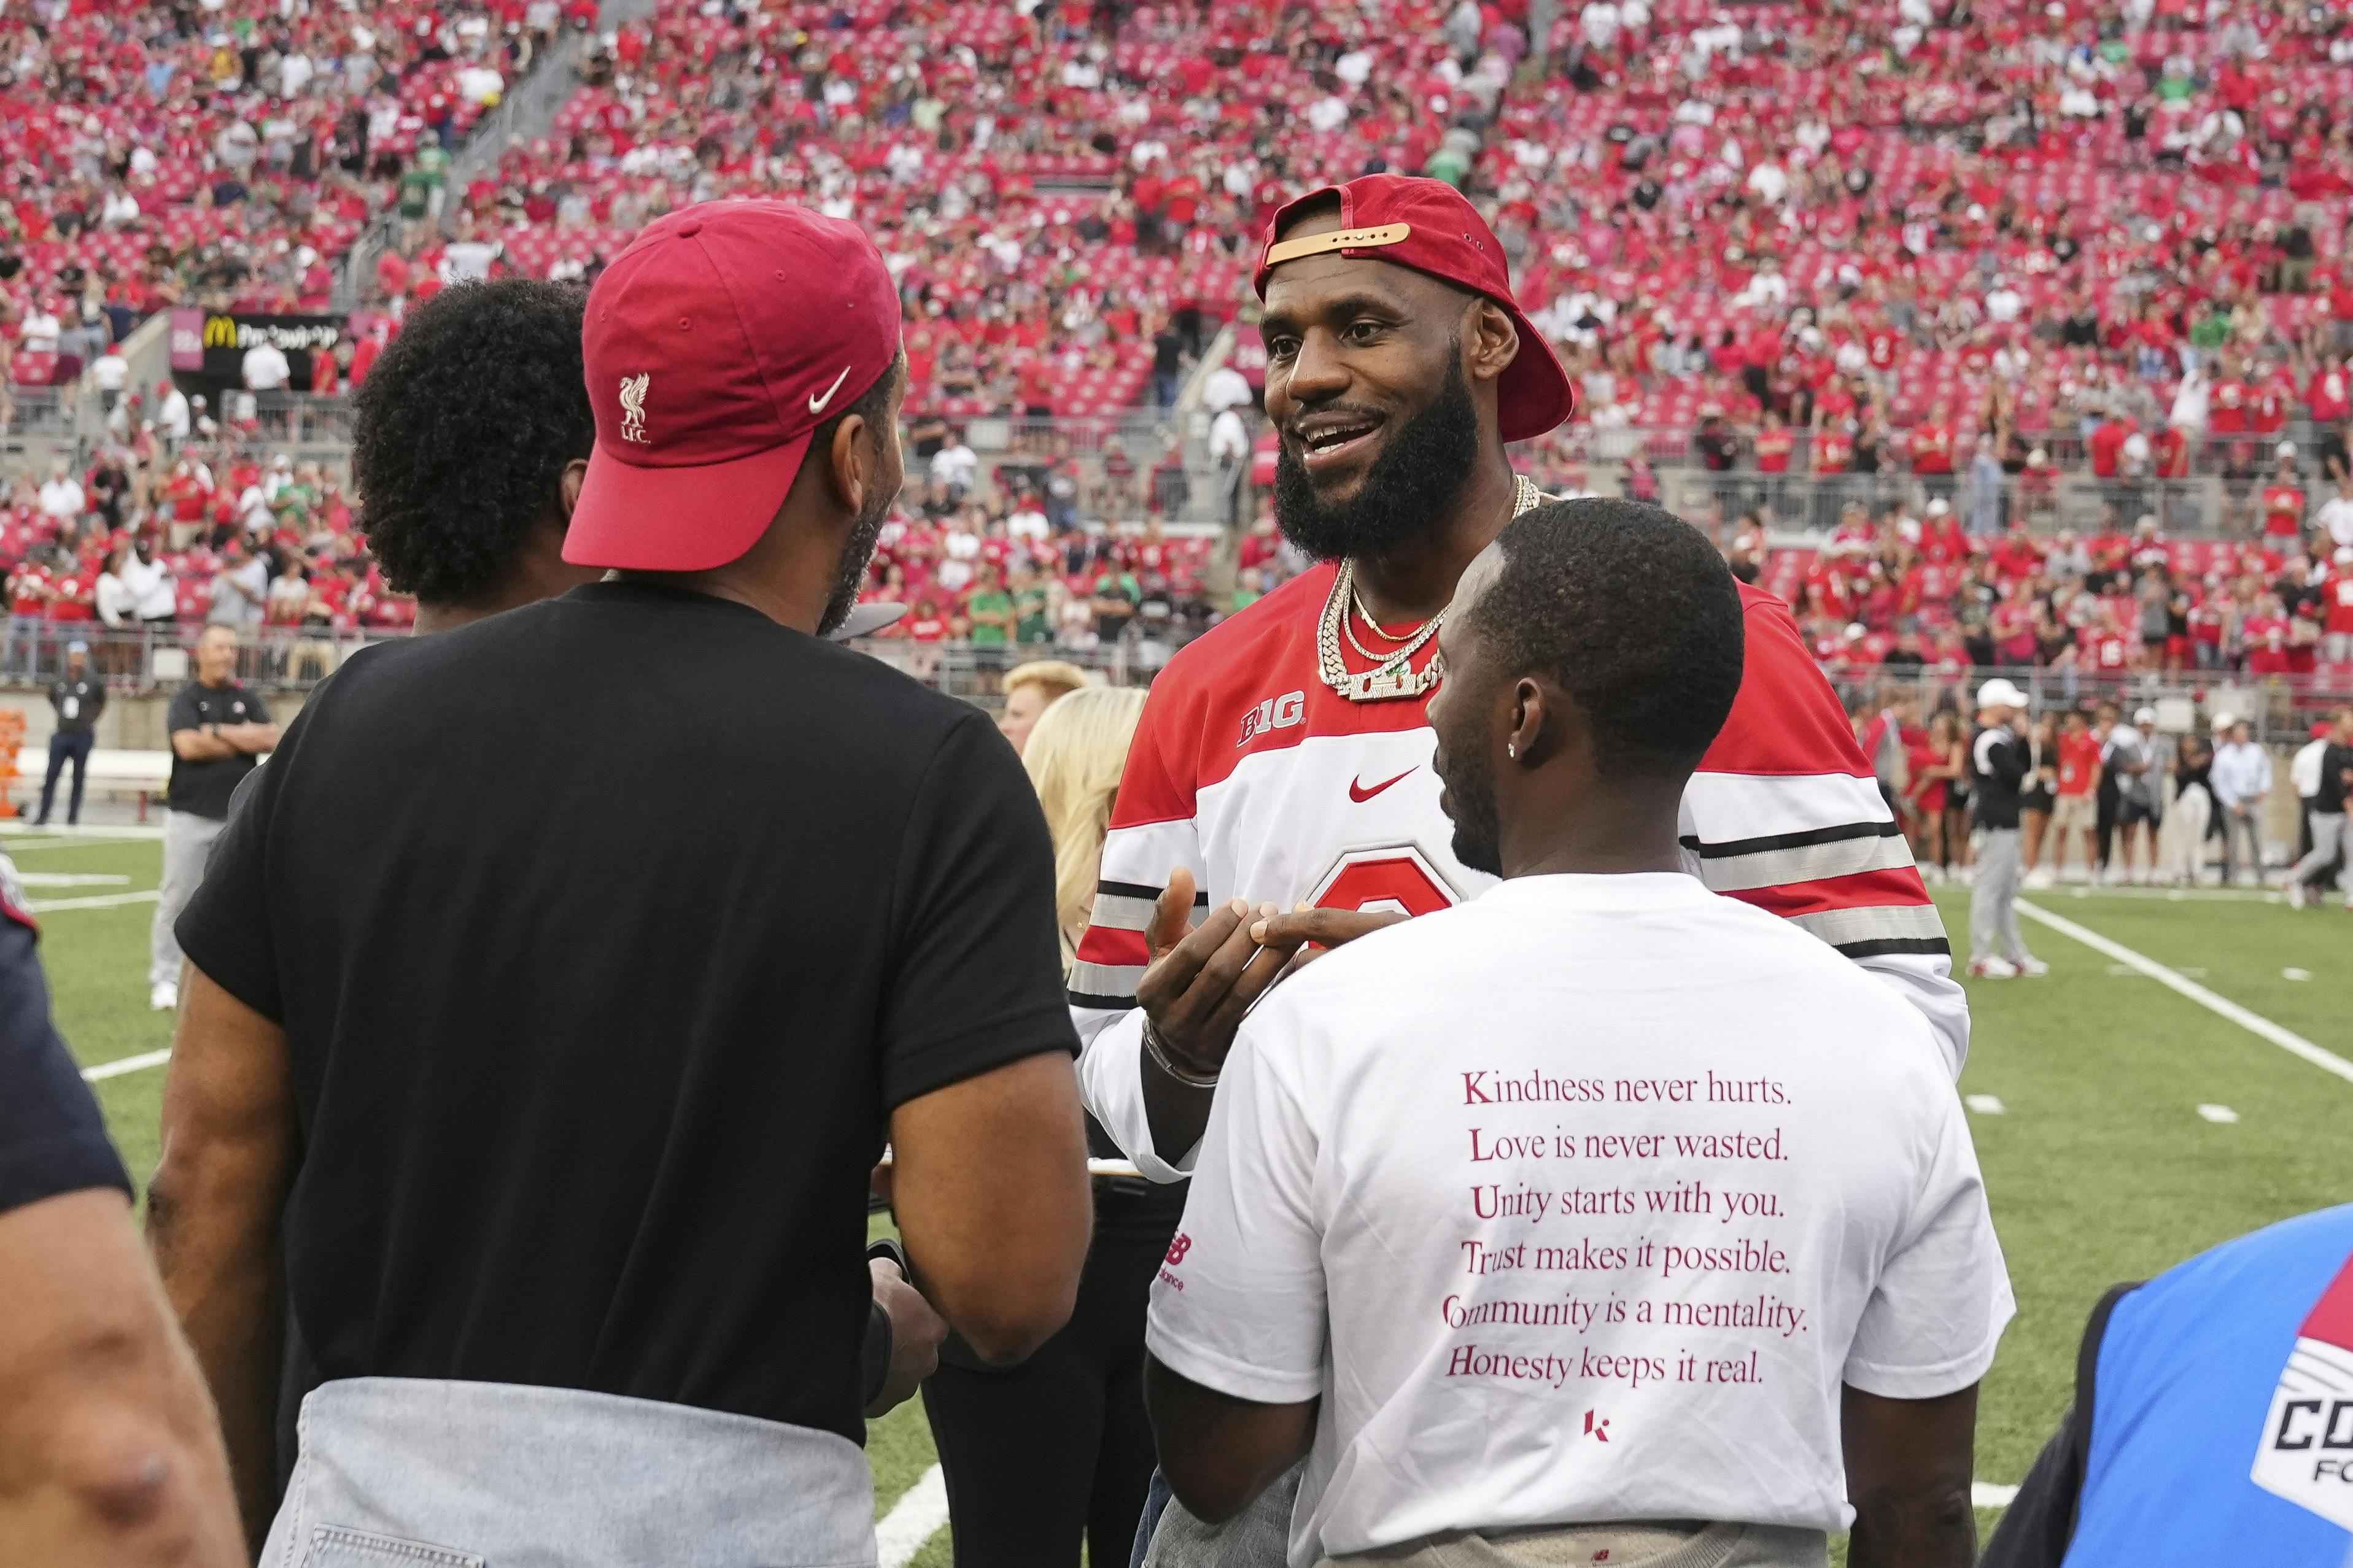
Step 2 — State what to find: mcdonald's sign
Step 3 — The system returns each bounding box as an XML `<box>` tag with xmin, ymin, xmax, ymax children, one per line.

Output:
<box><xmin>170</xmin><ymin>307</ymin><xmax>346</xmax><ymax>387</ymax></box>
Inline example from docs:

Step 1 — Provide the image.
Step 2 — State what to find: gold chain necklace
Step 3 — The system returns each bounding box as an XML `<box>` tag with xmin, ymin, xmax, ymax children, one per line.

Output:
<box><xmin>1316</xmin><ymin>474</ymin><xmax>1549</xmax><ymax>703</ymax></box>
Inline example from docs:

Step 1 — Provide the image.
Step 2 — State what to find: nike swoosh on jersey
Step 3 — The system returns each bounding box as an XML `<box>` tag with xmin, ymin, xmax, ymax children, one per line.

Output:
<box><xmin>1349</xmin><ymin>767</ymin><xmax>1416</xmax><ymax>803</ymax></box>
<box><xmin>807</xmin><ymin>364</ymin><xmax>853</xmax><ymax>414</ymax></box>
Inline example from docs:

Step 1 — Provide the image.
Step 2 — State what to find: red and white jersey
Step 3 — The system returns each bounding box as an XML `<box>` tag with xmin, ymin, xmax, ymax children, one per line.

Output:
<box><xmin>1072</xmin><ymin>558</ymin><xmax>1968</xmax><ymax>1182</ymax></box>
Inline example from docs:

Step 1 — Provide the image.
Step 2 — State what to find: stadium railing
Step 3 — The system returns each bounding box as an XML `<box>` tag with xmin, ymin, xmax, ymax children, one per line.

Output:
<box><xmin>1825</xmin><ymin>664</ymin><xmax>2353</xmax><ymax>747</ymax></box>
<box><xmin>0</xmin><ymin>624</ymin><xmax>404</xmax><ymax>694</ymax></box>
<box><xmin>1661</xmin><ymin>471</ymin><xmax>2237</xmax><ymax>536</ymax></box>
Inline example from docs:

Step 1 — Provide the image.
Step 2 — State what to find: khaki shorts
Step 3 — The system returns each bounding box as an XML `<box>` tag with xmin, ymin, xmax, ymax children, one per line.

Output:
<box><xmin>2050</xmin><ymin>794</ymin><xmax>2096</xmax><ymax>832</ymax></box>
<box><xmin>1320</xmin><ymin>1520</ymin><xmax>1828</xmax><ymax>1568</ymax></box>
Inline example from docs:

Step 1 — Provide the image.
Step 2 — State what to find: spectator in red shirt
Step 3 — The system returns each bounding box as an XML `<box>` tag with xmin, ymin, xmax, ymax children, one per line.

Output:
<box><xmin>1753</xmin><ymin>409</ymin><xmax>1794</xmax><ymax>473</ymax></box>
<box><xmin>2260</xmin><ymin>449</ymin><xmax>2307</xmax><ymax>541</ymax></box>
<box><xmin>2088</xmin><ymin>415</ymin><xmax>2136</xmax><ymax>480</ymax></box>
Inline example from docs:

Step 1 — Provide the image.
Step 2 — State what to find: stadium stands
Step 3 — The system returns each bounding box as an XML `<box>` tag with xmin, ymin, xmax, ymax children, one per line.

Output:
<box><xmin>2</xmin><ymin>0</ymin><xmax>2352</xmax><ymax>706</ymax></box>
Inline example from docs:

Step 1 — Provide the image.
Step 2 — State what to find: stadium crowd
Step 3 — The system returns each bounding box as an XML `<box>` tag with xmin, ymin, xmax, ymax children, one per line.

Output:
<box><xmin>0</xmin><ymin>0</ymin><xmax>585</xmax><ymax>393</ymax></box>
<box><xmin>334</xmin><ymin>0</ymin><xmax>2353</xmax><ymax>452</ymax></box>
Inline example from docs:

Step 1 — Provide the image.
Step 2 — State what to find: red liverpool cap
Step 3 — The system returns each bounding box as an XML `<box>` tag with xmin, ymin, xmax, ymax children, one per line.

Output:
<box><xmin>566</xmin><ymin>201</ymin><xmax>901</xmax><ymax>572</ymax></box>
<box><xmin>1251</xmin><ymin>174</ymin><xmax>1574</xmax><ymax>442</ymax></box>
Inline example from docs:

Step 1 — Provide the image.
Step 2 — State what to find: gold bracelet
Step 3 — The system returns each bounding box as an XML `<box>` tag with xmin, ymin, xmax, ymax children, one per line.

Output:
<box><xmin>1142</xmin><ymin>1016</ymin><xmax>1220</xmax><ymax>1088</ymax></box>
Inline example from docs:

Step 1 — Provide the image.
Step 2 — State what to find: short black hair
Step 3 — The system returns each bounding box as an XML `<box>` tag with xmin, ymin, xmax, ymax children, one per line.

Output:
<box><xmin>352</xmin><ymin>280</ymin><xmax>593</xmax><ymax>605</ymax></box>
<box><xmin>1467</xmin><ymin>498</ymin><xmax>1745</xmax><ymax>779</ymax></box>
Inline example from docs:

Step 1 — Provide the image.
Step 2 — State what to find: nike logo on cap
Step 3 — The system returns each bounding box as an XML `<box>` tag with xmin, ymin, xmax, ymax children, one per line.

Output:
<box><xmin>807</xmin><ymin>365</ymin><xmax>853</xmax><ymax>415</ymax></box>
<box><xmin>1349</xmin><ymin>767</ymin><xmax>1415</xmax><ymax>803</ymax></box>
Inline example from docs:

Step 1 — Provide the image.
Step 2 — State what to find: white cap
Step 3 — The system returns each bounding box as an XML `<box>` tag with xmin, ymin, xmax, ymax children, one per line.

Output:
<box><xmin>2278</xmin><ymin>440</ymin><xmax>2298</xmax><ymax>457</ymax></box>
<box><xmin>1926</xmin><ymin>496</ymin><xmax>1950</xmax><ymax>515</ymax></box>
<box><xmin>2135</xmin><ymin>706</ymin><xmax>2158</xmax><ymax>728</ymax></box>
<box><xmin>2336</xmin><ymin>546</ymin><xmax>2353</xmax><ymax>565</ymax></box>
<box><xmin>1977</xmin><ymin>678</ymin><xmax>2030</xmax><ymax>711</ymax></box>
<box><xmin>830</xmin><ymin>602</ymin><xmax>905</xmax><ymax>641</ymax></box>
<box><xmin>2210</xmin><ymin>711</ymin><xmax>2236</xmax><ymax>731</ymax></box>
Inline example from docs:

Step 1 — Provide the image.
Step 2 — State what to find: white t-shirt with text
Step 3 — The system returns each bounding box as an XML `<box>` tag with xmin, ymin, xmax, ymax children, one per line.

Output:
<box><xmin>1147</xmin><ymin>873</ymin><xmax>2011</xmax><ymax>1567</ymax></box>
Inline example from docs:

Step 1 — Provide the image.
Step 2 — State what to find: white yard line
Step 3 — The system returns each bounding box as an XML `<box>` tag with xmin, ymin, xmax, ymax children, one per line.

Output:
<box><xmin>875</xmin><ymin>1463</ymin><xmax>950</xmax><ymax>1568</ymax></box>
<box><xmin>82</xmin><ymin>1048</ymin><xmax>171</xmax><ymax>1083</ymax></box>
<box><xmin>0</xmin><ymin>825</ymin><xmax>166</xmax><ymax>844</ymax></box>
<box><xmin>17</xmin><ymin>873</ymin><xmax>130</xmax><ymax>887</ymax></box>
<box><xmin>2017</xmin><ymin>900</ymin><xmax>2353</xmax><ymax>1089</ymax></box>
<box><xmin>28</xmin><ymin>889</ymin><xmax>161</xmax><ymax>913</ymax></box>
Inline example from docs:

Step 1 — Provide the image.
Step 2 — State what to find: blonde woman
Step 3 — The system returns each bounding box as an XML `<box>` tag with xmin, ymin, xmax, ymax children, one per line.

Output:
<box><xmin>998</xmin><ymin>657</ymin><xmax>1091</xmax><ymax>758</ymax></box>
<box><xmin>923</xmin><ymin>683</ymin><xmax>1178</xmax><ymax>1568</ymax></box>
<box><xmin>1024</xmin><ymin>685</ymin><xmax>1146</xmax><ymax>961</ymax></box>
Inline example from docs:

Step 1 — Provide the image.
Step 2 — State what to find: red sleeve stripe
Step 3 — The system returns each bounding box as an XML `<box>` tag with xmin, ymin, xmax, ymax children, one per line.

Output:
<box><xmin>1076</xmin><ymin>926</ymin><xmax>1150</xmax><ymax>968</ymax></box>
<box><xmin>1689</xmin><ymin>824</ymin><xmax>1917</xmax><ymax>894</ymax></box>
<box><xmin>1734</xmin><ymin>865</ymin><xmax>1937</xmax><ymax>919</ymax></box>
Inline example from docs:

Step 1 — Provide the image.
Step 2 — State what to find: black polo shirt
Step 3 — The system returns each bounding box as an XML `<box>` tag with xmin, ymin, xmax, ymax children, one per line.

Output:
<box><xmin>176</xmin><ymin>582</ymin><xmax>1076</xmax><ymax>1443</ymax></box>
<box><xmin>166</xmin><ymin>678</ymin><xmax>272</xmax><ymax>819</ymax></box>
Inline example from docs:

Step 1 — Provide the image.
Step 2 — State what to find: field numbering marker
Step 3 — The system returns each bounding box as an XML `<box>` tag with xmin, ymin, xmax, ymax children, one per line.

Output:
<box><xmin>2018</xmin><ymin>901</ymin><xmax>2353</xmax><ymax>1090</ymax></box>
<box><xmin>1964</xmin><ymin>1094</ymin><xmax>2006</xmax><ymax>1115</ymax></box>
<box><xmin>2196</xmin><ymin>1104</ymin><xmax>2240</xmax><ymax>1124</ymax></box>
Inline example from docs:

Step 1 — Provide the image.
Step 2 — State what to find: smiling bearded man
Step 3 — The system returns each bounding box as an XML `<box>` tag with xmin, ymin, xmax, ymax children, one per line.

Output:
<box><xmin>1065</xmin><ymin>174</ymin><xmax>1972</xmax><ymax>1568</ymax></box>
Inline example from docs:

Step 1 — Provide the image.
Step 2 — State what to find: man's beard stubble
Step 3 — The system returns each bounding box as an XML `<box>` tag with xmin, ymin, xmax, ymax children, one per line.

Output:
<box><xmin>1272</xmin><ymin>355</ymin><xmax>1480</xmax><ymax>563</ymax></box>
<box><xmin>1443</xmin><ymin>734</ymin><xmax>1504</xmax><ymax>879</ymax></box>
<box><xmin>816</xmin><ymin>484</ymin><xmax>895</xmax><ymax>637</ymax></box>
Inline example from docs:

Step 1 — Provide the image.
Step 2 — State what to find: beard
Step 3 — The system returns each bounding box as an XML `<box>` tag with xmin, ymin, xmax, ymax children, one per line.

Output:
<box><xmin>816</xmin><ymin>484</ymin><xmax>895</xmax><ymax>637</ymax></box>
<box><xmin>1441</xmin><ymin>731</ymin><xmax>1505</xmax><ymax>878</ymax></box>
<box><xmin>1273</xmin><ymin>354</ymin><xmax>1479</xmax><ymax>563</ymax></box>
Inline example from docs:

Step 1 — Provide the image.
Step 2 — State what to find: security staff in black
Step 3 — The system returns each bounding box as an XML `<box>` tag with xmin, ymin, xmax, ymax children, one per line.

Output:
<box><xmin>37</xmin><ymin>641</ymin><xmax>104</xmax><ymax>827</ymax></box>
<box><xmin>1966</xmin><ymin>679</ymin><xmax>2042</xmax><ymax>978</ymax></box>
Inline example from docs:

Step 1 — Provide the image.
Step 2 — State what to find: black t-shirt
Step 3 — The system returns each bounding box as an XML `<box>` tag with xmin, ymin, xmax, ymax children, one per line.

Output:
<box><xmin>2316</xmin><ymin>742</ymin><xmax>2353</xmax><ymax>815</ymax></box>
<box><xmin>176</xmin><ymin>582</ymin><xmax>1076</xmax><ymax>1443</ymax></box>
<box><xmin>0</xmin><ymin>905</ymin><xmax>128</xmax><ymax>1215</ymax></box>
<box><xmin>166</xmin><ymin>679</ymin><xmax>272</xmax><ymax>819</ymax></box>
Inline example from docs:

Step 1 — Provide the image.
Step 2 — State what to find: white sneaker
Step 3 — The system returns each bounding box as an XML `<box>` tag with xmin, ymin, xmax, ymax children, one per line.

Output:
<box><xmin>2023</xmin><ymin>867</ymin><xmax>2055</xmax><ymax>890</ymax></box>
<box><xmin>149</xmin><ymin>981</ymin><xmax>177</xmax><ymax>1013</ymax></box>
<box><xmin>1969</xmin><ymin>956</ymin><xmax>2021</xmax><ymax>979</ymax></box>
<box><xmin>2287</xmin><ymin>880</ymin><xmax>2306</xmax><ymax>910</ymax></box>
<box><xmin>2014</xmin><ymin>956</ymin><xmax>2050</xmax><ymax>977</ymax></box>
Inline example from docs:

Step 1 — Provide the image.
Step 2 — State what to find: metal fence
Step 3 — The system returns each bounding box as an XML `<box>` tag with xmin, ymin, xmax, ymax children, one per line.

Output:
<box><xmin>1821</xmin><ymin>664</ymin><xmax>2352</xmax><ymax>747</ymax></box>
<box><xmin>1662</xmin><ymin>471</ymin><xmax>2236</xmax><ymax>536</ymax></box>
<box><xmin>0</xmin><ymin>623</ymin><xmax>403</xmax><ymax>693</ymax></box>
<box><xmin>863</xmin><ymin>645</ymin><xmax>2352</xmax><ymax>747</ymax></box>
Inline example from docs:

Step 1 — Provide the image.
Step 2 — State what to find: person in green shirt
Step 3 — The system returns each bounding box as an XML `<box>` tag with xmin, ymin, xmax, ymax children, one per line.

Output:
<box><xmin>1011</xmin><ymin>565</ymin><xmax>1051</xmax><ymax>644</ymax></box>
<box><xmin>966</xmin><ymin>565</ymin><xmax>1016</xmax><ymax>648</ymax></box>
<box><xmin>1230</xmin><ymin>566</ymin><xmax>1265</xmax><ymax>614</ymax></box>
<box><xmin>2188</xmin><ymin>308</ymin><xmax>2230</xmax><ymax>356</ymax></box>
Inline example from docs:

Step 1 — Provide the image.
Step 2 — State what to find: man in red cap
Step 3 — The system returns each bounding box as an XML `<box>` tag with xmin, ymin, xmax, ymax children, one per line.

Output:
<box><xmin>1066</xmin><ymin>174</ymin><xmax>1971</xmax><ymax>1566</ymax></box>
<box><xmin>153</xmin><ymin>201</ymin><xmax>1091</xmax><ymax>1562</ymax></box>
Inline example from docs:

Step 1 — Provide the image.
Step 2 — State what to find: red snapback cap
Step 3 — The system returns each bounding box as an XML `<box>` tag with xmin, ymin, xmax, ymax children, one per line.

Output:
<box><xmin>1251</xmin><ymin>174</ymin><xmax>1575</xmax><ymax>442</ymax></box>
<box><xmin>566</xmin><ymin>201</ymin><xmax>902</xmax><ymax>572</ymax></box>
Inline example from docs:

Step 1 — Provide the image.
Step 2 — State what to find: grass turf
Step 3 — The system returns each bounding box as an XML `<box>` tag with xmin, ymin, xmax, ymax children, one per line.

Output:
<box><xmin>35</xmin><ymin>832</ymin><xmax>2351</xmax><ymax>1566</ymax></box>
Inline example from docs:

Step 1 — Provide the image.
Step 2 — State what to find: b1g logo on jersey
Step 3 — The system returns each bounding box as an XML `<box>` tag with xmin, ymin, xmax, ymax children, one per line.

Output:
<box><xmin>1238</xmin><ymin>690</ymin><xmax>1306</xmax><ymax>746</ymax></box>
<box><xmin>1306</xmin><ymin>844</ymin><xmax>1462</xmax><ymax>919</ymax></box>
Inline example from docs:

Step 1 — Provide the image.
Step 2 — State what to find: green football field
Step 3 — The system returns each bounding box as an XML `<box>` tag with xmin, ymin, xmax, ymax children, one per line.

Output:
<box><xmin>21</xmin><ymin>823</ymin><xmax>2352</xmax><ymax>1567</ymax></box>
